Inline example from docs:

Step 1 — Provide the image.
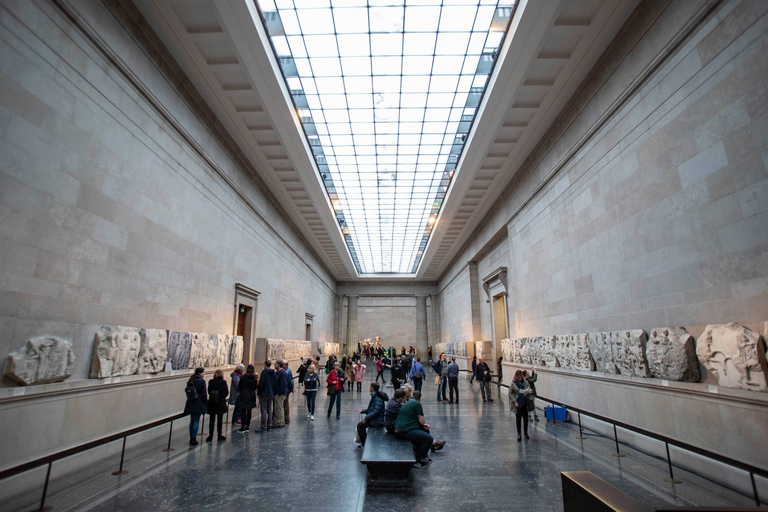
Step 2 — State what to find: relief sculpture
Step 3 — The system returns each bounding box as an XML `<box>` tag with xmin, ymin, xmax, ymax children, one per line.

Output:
<box><xmin>90</xmin><ymin>325</ymin><xmax>141</xmax><ymax>378</ymax></box>
<box><xmin>588</xmin><ymin>332</ymin><xmax>616</xmax><ymax>374</ymax></box>
<box><xmin>697</xmin><ymin>323</ymin><xmax>767</xmax><ymax>392</ymax></box>
<box><xmin>138</xmin><ymin>329</ymin><xmax>167</xmax><ymax>374</ymax></box>
<box><xmin>267</xmin><ymin>339</ymin><xmax>311</xmax><ymax>361</ymax></box>
<box><xmin>230</xmin><ymin>336</ymin><xmax>244</xmax><ymax>365</ymax></box>
<box><xmin>188</xmin><ymin>332</ymin><xmax>208</xmax><ymax>369</ymax></box>
<box><xmin>612</xmin><ymin>330</ymin><xmax>651</xmax><ymax>377</ymax></box>
<box><xmin>647</xmin><ymin>327</ymin><xmax>700</xmax><ymax>382</ymax></box>
<box><xmin>167</xmin><ymin>331</ymin><xmax>191</xmax><ymax>370</ymax></box>
<box><xmin>5</xmin><ymin>337</ymin><xmax>76</xmax><ymax>385</ymax></box>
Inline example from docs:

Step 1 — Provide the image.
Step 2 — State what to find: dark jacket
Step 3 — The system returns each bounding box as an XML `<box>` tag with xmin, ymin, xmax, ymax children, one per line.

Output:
<box><xmin>471</xmin><ymin>359</ymin><xmax>477</xmax><ymax>371</ymax></box>
<box><xmin>207</xmin><ymin>377</ymin><xmax>229</xmax><ymax>414</ymax></box>
<box><xmin>384</xmin><ymin>397</ymin><xmax>401</xmax><ymax>430</ymax></box>
<box><xmin>275</xmin><ymin>368</ymin><xmax>291</xmax><ymax>396</ymax></box>
<box><xmin>297</xmin><ymin>362</ymin><xmax>309</xmax><ymax>383</ymax></box>
<box><xmin>229</xmin><ymin>372</ymin><xmax>242</xmax><ymax>406</ymax></box>
<box><xmin>391</xmin><ymin>363</ymin><xmax>402</xmax><ymax>384</ymax></box>
<box><xmin>184</xmin><ymin>375</ymin><xmax>208</xmax><ymax>414</ymax></box>
<box><xmin>363</xmin><ymin>391</ymin><xmax>389</xmax><ymax>427</ymax></box>
<box><xmin>526</xmin><ymin>373</ymin><xmax>538</xmax><ymax>396</ymax></box>
<box><xmin>258</xmin><ymin>368</ymin><xmax>276</xmax><ymax>397</ymax></box>
<box><xmin>285</xmin><ymin>367</ymin><xmax>294</xmax><ymax>394</ymax></box>
<box><xmin>304</xmin><ymin>373</ymin><xmax>319</xmax><ymax>391</ymax></box>
<box><xmin>475</xmin><ymin>362</ymin><xmax>492</xmax><ymax>382</ymax></box>
<box><xmin>238</xmin><ymin>373</ymin><xmax>258</xmax><ymax>410</ymax></box>
<box><xmin>432</xmin><ymin>359</ymin><xmax>446</xmax><ymax>375</ymax></box>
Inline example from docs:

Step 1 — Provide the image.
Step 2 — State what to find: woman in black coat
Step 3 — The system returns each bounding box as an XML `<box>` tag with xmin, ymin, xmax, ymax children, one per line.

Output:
<box><xmin>237</xmin><ymin>365</ymin><xmax>258</xmax><ymax>432</ymax></box>
<box><xmin>206</xmin><ymin>369</ymin><xmax>229</xmax><ymax>442</ymax></box>
<box><xmin>184</xmin><ymin>368</ymin><xmax>208</xmax><ymax>446</ymax></box>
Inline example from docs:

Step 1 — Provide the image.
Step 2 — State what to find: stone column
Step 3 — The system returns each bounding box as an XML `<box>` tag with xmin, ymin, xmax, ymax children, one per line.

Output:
<box><xmin>345</xmin><ymin>295</ymin><xmax>359</xmax><ymax>355</ymax></box>
<box><xmin>416</xmin><ymin>295</ymin><xmax>428</xmax><ymax>357</ymax></box>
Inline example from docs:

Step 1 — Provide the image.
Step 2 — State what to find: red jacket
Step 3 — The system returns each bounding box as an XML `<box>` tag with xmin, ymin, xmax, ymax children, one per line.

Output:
<box><xmin>326</xmin><ymin>369</ymin><xmax>344</xmax><ymax>391</ymax></box>
<box><xmin>376</xmin><ymin>360</ymin><xmax>385</xmax><ymax>372</ymax></box>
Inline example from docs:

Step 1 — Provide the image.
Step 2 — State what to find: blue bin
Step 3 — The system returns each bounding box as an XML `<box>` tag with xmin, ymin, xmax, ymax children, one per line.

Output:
<box><xmin>545</xmin><ymin>405</ymin><xmax>567</xmax><ymax>421</ymax></box>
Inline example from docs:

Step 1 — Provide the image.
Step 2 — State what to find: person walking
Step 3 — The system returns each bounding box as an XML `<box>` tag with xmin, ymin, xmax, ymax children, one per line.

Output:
<box><xmin>297</xmin><ymin>358</ymin><xmax>310</xmax><ymax>389</ymax></box>
<box><xmin>229</xmin><ymin>364</ymin><xmax>244</xmax><ymax>425</ymax></box>
<box><xmin>470</xmin><ymin>356</ymin><xmax>477</xmax><ymax>384</ymax></box>
<box><xmin>509</xmin><ymin>370</ymin><xmax>532</xmax><ymax>441</ymax></box>
<box><xmin>447</xmin><ymin>357</ymin><xmax>460</xmax><ymax>404</ymax></box>
<box><xmin>341</xmin><ymin>355</ymin><xmax>348</xmax><ymax>372</ymax></box>
<box><xmin>257</xmin><ymin>360</ymin><xmax>276</xmax><ymax>432</ymax></box>
<box><xmin>525</xmin><ymin>369</ymin><xmax>540</xmax><ymax>422</ymax></box>
<box><xmin>391</xmin><ymin>357</ymin><xmax>403</xmax><ymax>390</ymax></box>
<box><xmin>354</xmin><ymin>361</ymin><xmax>366</xmax><ymax>392</ymax></box>
<box><xmin>356</xmin><ymin>382</ymin><xmax>388</xmax><ymax>447</ymax></box>
<box><xmin>326</xmin><ymin>362</ymin><xmax>345</xmax><ymax>419</ymax></box>
<box><xmin>475</xmin><ymin>357</ymin><xmax>494</xmax><ymax>402</ymax></box>
<box><xmin>345</xmin><ymin>360</ymin><xmax>355</xmax><ymax>391</ymax></box>
<box><xmin>273</xmin><ymin>361</ymin><xmax>289</xmax><ymax>428</ymax></box>
<box><xmin>206</xmin><ymin>369</ymin><xmax>229</xmax><ymax>442</ymax></box>
<box><xmin>184</xmin><ymin>368</ymin><xmax>207</xmax><ymax>446</ymax></box>
<box><xmin>303</xmin><ymin>364</ymin><xmax>319</xmax><ymax>420</ymax></box>
<box><xmin>409</xmin><ymin>357</ymin><xmax>426</xmax><ymax>392</ymax></box>
<box><xmin>237</xmin><ymin>365</ymin><xmax>258</xmax><ymax>433</ymax></box>
<box><xmin>375</xmin><ymin>357</ymin><xmax>385</xmax><ymax>382</ymax></box>
<box><xmin>432</xmin><ymin>353</ymin><xmax>448</xmax><ymax>402</ymax></box>
<box><xmin>497</xmin><ymin>356</ymin><xmax>504</xmax><ymax>382</ymax></box>
<box><xmin>384</xmin><ymin>389</ymin><xmax>406</xmax><ymax>434</ymax></box>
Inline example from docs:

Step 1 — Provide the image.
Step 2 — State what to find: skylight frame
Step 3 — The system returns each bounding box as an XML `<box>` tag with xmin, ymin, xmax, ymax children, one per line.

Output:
<box><xmin>256</xmin><ymin>0</ymin><xmax>518</xmax><ymax>275</ymax></box>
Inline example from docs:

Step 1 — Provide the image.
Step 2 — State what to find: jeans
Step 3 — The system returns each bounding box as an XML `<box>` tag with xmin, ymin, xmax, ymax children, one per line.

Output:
<box><xmin>356</xmin><ymin>381</ymin><xmax>362</xmax><ymax>392</ymax></box>
<box><xmin>243</xmin><ymin>408</ymin><xmax>252</xmax><ymax>429</ymax></box>
<box><xmin>208</xmin><ymin>413</ymin><xmax>223</xmax><ymax>438</ymax></box>
<box><xmin>413</xmin><ymin>377</ymin><xmax>422</xmax><ymax>392</ymax></box>
<box><xmin>189</xmin><ymin>412</ymin><xmax>201</xmax><ymax>440</ymax></box>
<box><xmin>448</xmin><ymin>377</ymin><xmax>459</xmax><ymax>402</ymax></box>
<box><xmin>273</xmin><ymin>395</ymin><xmax>286</xmax><ymax>427</ymax></box>
<box><xmin>515</xmin><ymin>407</ymin><xmax>529</xmax><ymax>436</ymax></box>
<box><xmin>376</xmin><ymin>371</ymin><xmax>384</xmax><ymax>382</ymax></box>
<box><xmin>356</xmin><ymin>420</ymin><xmax>371</xmax><ymax>445</ymax></box>
<box><xmin>437</xmin><ymin>376</ymin><xmax>447</xmax><ymax>401</ymax></box>
<box><xmin>259</xmin><ymin>396</ymin><xmax>274</xmax><ymax>430</ymax></box>
<box><xmin>327</xmin><ymin>390</ymin><xmax>342</xmax><ymax>418</ymax></box>
<box><xmin>305</xmin><ymin>390</ymin><xmax>316</xmax><ymax>414</ymax></box>
<box><xmin>479</xmin><ymin>380</ymin><xmax>492</xmax><ymax>401</ymax></box>
<box><xmin>470</xmin><ymin>371</ymin><xmax>475</xmax><ymax>383</ymax></box>
<box><xmin>397</xmin><ymin>429</ymin><xmax>433</xmax><ymax>462</ymax></box>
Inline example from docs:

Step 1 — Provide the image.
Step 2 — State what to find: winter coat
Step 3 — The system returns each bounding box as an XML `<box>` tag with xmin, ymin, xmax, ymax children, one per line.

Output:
<box><xmin>376</xmin><ymin>360</ymin><xmax>385</xmax><ymax>372</ymax></box>
<box><xmin>384</xmin><ymin>397</ymin><xmax>402</xmax><ymax>429</ymax></box>
<box><xmin>184</xmin><ymin>374</ymin><xmax>208</xmax><ymax>414</ymax></box>
<box><xmin>229</xmin><ymin>372</ymin><xmax>242</xmax><ymax>406</ymax></box>
<box><xmin>509</xmin><ymin>378</ymin><xmax>531</xmax><ymax>414</ymax></box>
<box><xmin>475</xmin><ymin>362</ymin><xmax>492</xmax><ymax>382</ymax></box>
<box><xmin>345</xmin><ymin>364</ymin><xmax>355</xmax><ymax>383</ymax></box>
<box><xmin>327</xmin><ymin>369</ymin><xmax>345</xmax><ymax>391</ymax></box>
<box><xmin>274</xmin><ymin>368</ymin><xmax>291</xmax><ymax>396</ymax></box>
<box><xmin>525</xmin><ymin>373</ymin><xmax>538</xmax><ymax>396</ymax></box>
<box><xmin>354</xmin><ymin>364</ymin><xmax>366</xmax><ymax>382</ymax></box>
<box><xmin>207</xmin><ymin>377</ymin><xmax>229</xmax><ymax>415</ymax></box>
<box><xmin>471</xmin><ymin>359</ymin><xmax>477</xmax><ymax>372</ymax></box>
<box><xmin>238</xmin><ymin>373</ymin><xmax>258</xmax><ymax>410</ymax></box>
<box><xmin>304</xmin><ymin>373</ymin><xmax>319</xmax><ymax>391</ymax></box>
<box><xmin>363</xmin><ymin>391</ymin><xmax>389</xmax><ymax>427</ymax></box>
<box><xmin>297</xmin><ymin>362</ymin><xmax>309</xmax><ymax>383</ymax></box>
<box><xmin>285</xmin><ymin>367</ymin><xmax>294</xmax><ymax>394</ymax></box>
<box><xmin>257</xmin><ymin>368</ymin><xmax>276</xmax><ymax>397</ymax></box>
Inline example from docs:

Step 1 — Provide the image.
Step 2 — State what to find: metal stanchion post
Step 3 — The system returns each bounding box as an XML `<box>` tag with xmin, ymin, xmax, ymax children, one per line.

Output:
<box><xmin>576</xmin><ymin>412</ymin><xmax>587</xmax><ymax>440</ymax></box>
<box><xmin>111</xmin><ymin>437</ymin><xmax>129</xmax><ymax>475</ymax></box>
<box><xmin>39</xmin><ymin>461</ymin><xmax>52</xmax><ymax>512</ymax></box>
<box><xmin>751</xmin><ymin>472</ymin><xmax>760</xmax><ymax>507</ymax></box>
<box><xmin>552</xmin><ymin>401</ymin><xmax>557</xmax><ymax>427</ymax></box>
<box><xmin>162</xmin><ymin>420</ymin><xmax>175</xmax><ymax>452</ymax></box>
<box><xmin>664</xmin><ymin>442</ymin><xmax>681</xmax><ymax>483</ymax></box>
<box><xmin>198</xmin><ymin>414</ymin><xmax>205</xmax><ymax>437</ymax></box>
<box><xmin>611</xmin><ymin>424</ymin><xmax>625</xmax><ymax>457</ymax></box>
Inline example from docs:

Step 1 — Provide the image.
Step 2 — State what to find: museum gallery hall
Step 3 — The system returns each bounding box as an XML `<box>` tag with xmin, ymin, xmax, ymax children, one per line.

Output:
<box><xmin>0</xmin><ymin>0</ymin><xmax>766</xmax><ymax>511</ymax></box>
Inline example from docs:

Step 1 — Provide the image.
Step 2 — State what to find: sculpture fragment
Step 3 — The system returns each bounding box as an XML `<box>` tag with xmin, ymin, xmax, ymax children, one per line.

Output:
<box><xmin>90</xmin><ymin>325</ymin><xmax>141</xmax><ymax>378</ymax></box>
<box><xmin>571</xmin><ymin>333</ymin><xmax>595</xmax><ymax>371</ymax></box>
<box><xmin>4</xmin><ymin>337</ymin><xmax>76</xmax><ymax>385</ymax></box>
<box><xmin>207</xmin><ymin>334</ymin><xmax>231</xmax><ymax>368</ymax></box>
<box><xmin>229</xmin><ymin>336</ymin><xmax>244</xmax><ymax>365</ymax></box>
<box><xmin>167</xmin><ymin>331</ymin><xmax>191</xmax><ymax>370</ymax></box>
<box><xmin>188</xmin><ymin>332</ymin><xmax>208</xmax><ymax>369</ymax></box>
<box><xmin>697</xmin><ymin>323</ymin><xmax>767</xmax><ymax>392</ymax></box>
<box><xmin>588</xmin><ymin>332</ymin><xmax>617</xmax><ymax>374</ymax></box>
<box><xmin>138</xmin><ymin>329</ymin><xmax>167</xmax><ymax>374</ymax></box>
<box><xmin>647</xmin><ymin>327</ymin><xmax>700</xmax><ymax>382</ymax></box>
<box><xmin>612</xmin><ymin>330</ymin><xmax>651</xmax><ymax>377</ymax></box>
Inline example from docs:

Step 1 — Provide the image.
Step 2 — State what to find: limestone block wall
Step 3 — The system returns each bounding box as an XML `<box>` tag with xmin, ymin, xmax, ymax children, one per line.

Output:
<box><xmin>0</xmin><ymin>0</ymin><xmax>335</xmax><ymax>468</ymax></box>
<box><xmin>354</xmin><ymin>297</ymin><xmax>418</xmax><ymax>349</ymax></box>
<box><xmin>437</xmin><ymin>265</ymin><xmax>474</xmax><ymax>343</ymax></box>
<box><xmin>476</xmin><ymin>239</ymin><xmax>511</xmax><ymax>341</ymax></box>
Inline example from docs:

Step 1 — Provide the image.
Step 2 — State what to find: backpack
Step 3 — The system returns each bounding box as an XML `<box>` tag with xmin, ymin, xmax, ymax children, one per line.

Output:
<box><xmin>185</xmin><ymin>384</ymin><xmax>198</xmax><ymax>401</ymax></box>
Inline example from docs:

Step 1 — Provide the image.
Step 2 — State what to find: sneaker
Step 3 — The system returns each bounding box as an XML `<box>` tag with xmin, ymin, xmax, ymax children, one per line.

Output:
<box><xmin>306</xmin><ymin>413</ymin><xmax>311</xmax><ymax>418</ymax></box>
<box><xmin>189</xmin><ymin>438</ymin><xmax>198</xmax><ymax>446</ymax></box>
<box><xmin>356</xmin><ymin>444</ymin><xmax>364</xmax><ymax>450</ymax></box>
<box><xmin>488</xmin><ymin>398</ymin><xmax>494</xmax><ymax>402</ymax></box>
<box><xmin>425</xmin><ymin>456</ymin><xmax>433</xmax><ymax>462</ymax></box>
<box><xmin>238</xmin><ymin>428</ymin><xmax>246</xmax><ymax>434</ymax></box>
<box><xmin>310</xmin><ymin>415</ymin><xmax>315</xmax><ymax>420</ymax></box>
<box><xmin>413</xmin><ymin>460</ymin><xmax>429</xmax><ymax>468</ymax></box>
<box><xmin>431</xmin><ymin>440</ymin><xmax>446</xmax><ymax>452</ymax></box>
<box><xmin>244</xmin><ymin>428</ymin><xmax>250</xmax><ymax>433</ymax></box>
<box><xmin>534</xmin><ymin>416</ymin><xmax>540</xmax><ymax>422</ymax></box>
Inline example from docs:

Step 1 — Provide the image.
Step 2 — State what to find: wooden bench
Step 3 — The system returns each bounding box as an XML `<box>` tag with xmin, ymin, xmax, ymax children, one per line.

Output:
<box><xmin>360</xmin><ymin>428</ymin><xmax>415</xmax><ymax>489</ymax></box>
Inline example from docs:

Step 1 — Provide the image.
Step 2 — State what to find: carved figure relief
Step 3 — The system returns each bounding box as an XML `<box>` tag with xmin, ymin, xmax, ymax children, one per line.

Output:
<box><xmin>612</xmin><ymin>330</ymin><xmax>651</xmax><ymax>377</ymax></box>
<box><xmin>571</xmin><ymin>333</ymin><xmax>595</xmax><ymax>371</ymax></box>
<box><xmin>267</xmin><ymin>339</ymin><xmax>311</xmax><ymax>361</ymax></box>
<box><xmin>540</xmin><ymin>336</ymin><xmax>559</xmax><ymax>367</ymax></box>
<box><xmin>697</xmin><ymin>323</ymin><xmax>767</xmax><ymax>392</ymax></box>
<box><xmin>167</xmin><ymin>331</ymin><xmax>192</xmax><ymax>370</ymax></box>
<box><xmin>554</xmin><ymin>335</ymin><xmax>570</xmax><ymax>368</ymax></box>
<box><xmin>5</xmin><ymin>337</ymin><xmax>76</xmax><ymax>385</ymax></box>
<box><xmin>230</xmin><ymin>336</ymin><xmax>244</xmax><ymax>365</ymax></box>
<box><xmin>501</xmin><ymin>339</ymin><xmax>513</xmax><ymax>363</ymax></box>
<box><xmin>588</xmin><ymin>332</ymin><xmax>616</xmax><ymax>374</ymax></box>
<box><xmin>138</xmin><ymin>329</ymin><xmax>167</xmax><ymax>374</ymax></box>
<box><xmin>476</xmin><ymin>341</ymin><xmax>494</xmax><ymax>360</ymax></box>
<box><xmin>207</xmin><ymin>334</ymin><xmax>232</xmax><ymax>368</ymax></box>
<box><xmin>647</xmin><ymin>327</ymin><xmax>700</xmax><ymax>382</ymax></box>
<box><xmin>188</xmin><ymin>332</ymin><xmax>208</xmax><ymax>369</ymax></box>
<box><xmin>90</xmin><ymin>325</ymin><xmax>141</xmax><ymax>378</ymax></box>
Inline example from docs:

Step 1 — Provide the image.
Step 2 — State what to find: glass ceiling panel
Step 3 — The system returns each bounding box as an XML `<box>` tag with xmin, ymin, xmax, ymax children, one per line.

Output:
<box><xmin>257</xmin><ymin>0</ymin><xmax>518</xmax><ymax>274</ymax></box>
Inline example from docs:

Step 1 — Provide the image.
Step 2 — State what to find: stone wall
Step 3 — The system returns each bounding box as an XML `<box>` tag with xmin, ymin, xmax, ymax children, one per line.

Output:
<box><xmin>0</xmin><ymin>0</ymin><xmax>335</xmax><ymax>468</ymax></box>
<box><xmin>354</xmin><ymin>296</ymin><xmax>418</xmax><ymax>349</ymax></box>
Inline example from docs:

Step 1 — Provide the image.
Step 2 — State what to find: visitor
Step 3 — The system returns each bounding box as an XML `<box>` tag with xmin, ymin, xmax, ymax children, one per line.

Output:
<box><xmin>273</xmin><ymin>361</ymin><xmax>289</xmax><ymax>428</ymax></box>
<box><xmin>354</xmin><ymin>360</ymin><xmax>366</xmax><ymax>392</ymax></box>
<box><xmin>284</xmin><ymin>360</ymin><xmax>294</xmax><ymax>424</ymax></box>
<box><xmin>206</xmin><ymin>369</ymin><xmax>229</xmax><ymax>442</ymax></box>
<box><xmin>184</xmin><ymin>367</ymin><xmax>207</xmax><ymax>446</ymax></box>
<box><xmin>509</xmin><ymin>370</ymin><xmax>532</xmax><ymax>441</ymax></box>
<box><xmin>325</xmin><ymin>354</ymin><xmax>336</xmax><ymax>375</ymax></box>
<box><xmin>497</xmin><ymin>356</ymin><xmax>504</xmax><ymax>382</ymax></box>
<box><xmin>447</xmin><ymin>357</ymin><xmax>460</xmax><ymax>404</ymax></box>
<box><xmin>401</xmin><ymin>354</ymin><xmax>411</xmax><ymax>378</ymax></box>
<box><xmin>375</xmin><ymin>357</ymin><xmax>385</xmax><ymax>382</ymax></box>
<box><xmin>428</xmin><ymin>345</ymin><xmax>432</xmax><ymax>363</ymax></box>
<box><xmin>432</xmin><ymin>353</ymin><xmax>448</xmax><ymax>402</ymax></box>
<box><xmin>400</xmin><ymin>384</ymin><xmax>413</xmax><ymax>401</ymax></box>
<box><xmin>237</xmin><ymin>364</ymin><xmax>258</xmax><ymax>433</ymax></box>
<box><xmin>257</xmin><ymin>360</ymin><xmax>276</xmax><ymax>432</ymax></box>
<box><xmin>391</xmin><ymin>357</ymin><xmax>403</xmax><ymax>389</ymax></box>
<box><xmin>297</xmin><ymin>358</ymin><xmax>310</xmax><ymax>388</ymax></box>
<box><xmin>409</xmin><ymin>357</ymin><xmax>426</xmax><ymax>392</ymax></box>
<box><xmin>326</xmin><ymin>362</ymin><xmax>345</xmax><ymax>419</ymax></box>
<box><xmin>229</xmin><ymin>364</ymin><xmax>244</xmax><ymax>425</ymax></box>
<box><xmin>470</xmin><ymin>356</ymin><xmax>477</xmax><ymax>384</ymax></box>
<box><xmin>394</xmin><ymin>391</ymin><xmax>445</xmax><ymax>468</ymax></box>
<box><xmin>341</xmin><ymin>354</ymin><xmax>348</xmax><ymax>372</ymax></box>
<box><xmin>475</xmin><ymin>357</ymin><xmax>493</xmax><ymax>402</ymax></box>
<box><xmin>345</xmin><ymin>359</ymin><xmax>355</xmax><ymax>391</ymax></box>
<box><xmin>384</xmin><ymin>389</ymin><xmax>406</xmax><ymax>434</ymax></box>
<box><xmin>356</xmin><ymin>382</ymin><xmax>388</xmax><ymax>447</ymax></box>
<box><xmin>304</xmin><ymin>364</ymin><xmax>318</xmax><ymax>420</ymax></box>
<box><xmin>524</xmin><ymin>369</ymin><xmax>540</xmax><ymax>422</ymax></box>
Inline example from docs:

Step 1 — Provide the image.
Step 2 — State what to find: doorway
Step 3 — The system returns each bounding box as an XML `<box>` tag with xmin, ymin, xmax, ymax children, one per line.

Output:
<box><xmin>237</xmin><ymin>304</ymin><xmax>254</xmax><ymax>365</ymax></box>
<box><xmin>492</xmin><ymin>293</ymin><xmax>507</xmax><ymax>361</ymax></box>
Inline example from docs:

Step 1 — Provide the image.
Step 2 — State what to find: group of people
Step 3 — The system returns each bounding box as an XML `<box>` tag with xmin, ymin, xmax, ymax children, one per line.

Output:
<box><xmin>356</xmin><ymin>382</ymin><xmax>446</xmax><ymax>468</ymax></box>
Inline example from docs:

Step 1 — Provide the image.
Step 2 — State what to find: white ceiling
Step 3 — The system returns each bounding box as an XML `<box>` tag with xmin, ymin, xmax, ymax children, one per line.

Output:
<box><xmin>133</xmin><ymin>0</ymin><xmax>640</xmax><ymax>282</ymax></box>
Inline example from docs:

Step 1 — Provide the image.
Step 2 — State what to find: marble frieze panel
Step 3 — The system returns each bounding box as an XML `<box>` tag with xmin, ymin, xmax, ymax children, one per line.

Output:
<box><xmin>588</xmin><ymin>332</ymin><xmax>616</xmax><ymax>374</ymax></box>
<box><xmin>647</xmin><ymin>327</ymin><xmax>700</xmax><ymax>382</ymax></box>
<box><xmin>697</xmin><ymin>323</ymin><xmax>767</xmax><ymax>392</ymax></box>
<box><xmin>90</xmin><ymin>325</ymin><xmax>141</xmax><ymax>378</ymax></box>
<box><xmin>5</xmin><ymin>337</ymin><xmax>76</xmax><ymax>385</ymax></box>
<box><xmin>138</xmin><ymin>329</ymin><xmax>167</xmax><ymax>374</ymax></box>
<box><xmin>267</xmin><ymin>339</ymin><xmax>311</xmax><ymax>361</ymax></box>
<box><xmin>230</xmin><ymin>336</ymin><xmax>244</xmax><ymax>365</ymax></box>
<box><xmin>207</xmin><ymin>334</ymin><xmax>232</xmax><ymax>368</ymax></box>
<box><xmin>612</xmin><ymin>330</ymin><xmax>651</xmax><ymax>377</ymax></box>
<box><xmin>167</xmin><ymin>331</ymin><xmax>192</xmax><ymax>370</ymax></box>
<box><xmin>188</xmin><ymin>332</ymin><xmax>208</xmax><ymax>369</ymax></box>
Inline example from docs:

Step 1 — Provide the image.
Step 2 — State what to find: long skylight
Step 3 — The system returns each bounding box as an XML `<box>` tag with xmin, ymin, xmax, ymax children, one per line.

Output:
<box><xmin>256</xmin><ymin>0</ymin><xmax>517</xmax><ymax>274</ymax></box>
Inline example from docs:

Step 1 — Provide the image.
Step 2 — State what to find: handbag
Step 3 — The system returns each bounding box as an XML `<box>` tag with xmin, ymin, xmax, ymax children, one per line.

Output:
<box><xmin>434</xmin><ymin>375</ymin><xmax>441</xmax><ymax>385</ymax></box>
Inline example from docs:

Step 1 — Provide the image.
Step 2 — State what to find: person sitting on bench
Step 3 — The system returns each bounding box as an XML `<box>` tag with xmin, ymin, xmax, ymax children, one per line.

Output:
<box><xmin>394</xmin><ymin>391</ymin><xmax>445</xmax><ymax>468</ymax></box>
<box><xmin>357</xmin><ymin>382</ymin><xmax>388</xmax><ymax>447</ymax></box>
<box><xmin>384</xmin><ymin>389</ymin><xmax>407</xmax><ymax>434</ymax></box>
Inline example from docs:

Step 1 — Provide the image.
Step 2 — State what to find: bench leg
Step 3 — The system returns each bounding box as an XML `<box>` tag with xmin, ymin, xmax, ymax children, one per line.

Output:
<box><xmin>365</xmin><ymin>463</ymin><xmax>412</xmax><ymax>490</ymax></box>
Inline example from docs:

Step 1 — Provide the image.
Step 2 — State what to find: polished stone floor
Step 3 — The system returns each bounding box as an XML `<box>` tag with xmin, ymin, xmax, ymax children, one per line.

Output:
<box><xmin>14</xmin><ymin>367</ymin><xmax>757</xmax><ymax>512</ymax></box>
